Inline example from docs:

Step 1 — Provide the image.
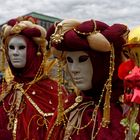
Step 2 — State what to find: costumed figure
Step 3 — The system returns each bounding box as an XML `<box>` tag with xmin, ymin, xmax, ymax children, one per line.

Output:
<box><xmin>118</xmin><ymin>26</ymin><xmax>140</xmax><ymax>140</ymax></box>
<box><xmin>0</xmin><ymin>16</ymin><xmax>59</xmax><ymax>140</ymax></box>
<box><xmin>45</xmin><ymin>19</ymin><xmax>128</xmax><ymax>140</ymax></box>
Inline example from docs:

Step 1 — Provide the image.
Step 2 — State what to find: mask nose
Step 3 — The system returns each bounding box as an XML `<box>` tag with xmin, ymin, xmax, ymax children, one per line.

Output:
<box><xmin>13</xmin><ymin>47</ymin><xmax>19</xmax><ymax>56</ymax></box>
<box><xmin>70</xmin><ymin>63</ymin><xmax>80</xmax><ymax>75</ymax></box>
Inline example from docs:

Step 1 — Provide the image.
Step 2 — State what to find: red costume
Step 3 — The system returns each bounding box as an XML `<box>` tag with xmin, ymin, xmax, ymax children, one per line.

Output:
<box><xmin>0</xmin><ymin>16</ymin><xmax>59</xmax><ymax>140</ymax></box>
<box><xmin>45</xmin><ymin>19</ymin><xmax>128</xmax><ymax>140</ymax></box>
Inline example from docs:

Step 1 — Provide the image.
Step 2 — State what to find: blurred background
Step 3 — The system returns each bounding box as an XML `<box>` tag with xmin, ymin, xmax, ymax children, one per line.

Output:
<box><xmin>0</xmin><ymin>0</ymin><xmax>139</xmax><ymax>28</ymax></box>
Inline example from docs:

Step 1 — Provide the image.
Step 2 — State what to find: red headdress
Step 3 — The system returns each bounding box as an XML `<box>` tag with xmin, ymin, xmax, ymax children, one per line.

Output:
<box><xmin>1</xmin><ymin>16</ymin><xmax>47</xmax><ymax>82</ymax></box>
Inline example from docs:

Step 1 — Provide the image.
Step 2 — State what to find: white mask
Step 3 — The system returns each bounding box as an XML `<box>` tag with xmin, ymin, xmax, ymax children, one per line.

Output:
<box><xmin>66</xmin><ymin>51</ymin><xmax>93</xmax><ymax>91</ymax></box>
<box><xmin>8</xmin><ymin>36</ymin><xmax>27</xmax><ymax>68</ymax></box>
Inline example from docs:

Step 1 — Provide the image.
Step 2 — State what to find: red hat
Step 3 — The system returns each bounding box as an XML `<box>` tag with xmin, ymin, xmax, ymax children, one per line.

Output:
<box><xmin>1</xmin><ymin>16</ymin><xmax>48</xmax><ymax>83</ymax></box>
<box><xmin>1</xmin><ymin>16</ymin><xmax>47</xmax><ymax>53</ymax></box>
<box><xmin>48</xmin><ymin>19</ymin><xmax>111</xmax><ymax>54</ymax></box>
<box><xmin>47</xmin><ymin>19</ymin><xmax>128</xmax><ymax>57</ymax></box>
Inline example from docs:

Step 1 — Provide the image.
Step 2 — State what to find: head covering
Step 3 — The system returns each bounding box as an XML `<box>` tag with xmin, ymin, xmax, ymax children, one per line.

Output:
<box><xmin>1</xmin><ymin>16</ymin><xmax>47</xmax><ymax>82</ymax></box>
<box><xmin>124</xmin><ymin>25</ymin><xmax>140</xmax><ymax>46</ymax></box>
<box><xmin>122</xmin><ymin>26</ymin><xmax>140</xmax><ymax>67</ymax></box>
<box><xmin>47</xmin><ymin>19</ymin><xmax>110</xmax><ymax>52</ymax></box>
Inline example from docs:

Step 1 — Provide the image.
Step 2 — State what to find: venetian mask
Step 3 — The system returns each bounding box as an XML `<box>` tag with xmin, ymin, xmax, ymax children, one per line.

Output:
<box><xmin>66</xmin><ymin>51</ymin><xmax>93</xmax><ymax>91</ymax></box>
<box><xmin>8</xmin><ymin>36</ymin><xmax>27</xmax><ymax>68</ymax></box>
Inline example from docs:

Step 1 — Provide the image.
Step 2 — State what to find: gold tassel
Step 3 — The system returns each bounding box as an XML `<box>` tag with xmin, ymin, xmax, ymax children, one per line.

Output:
<box><xmin>102</xmin><ymin>45</ymin><xmax>115</xmax><ymax>127</ymax></box>
<box><xmin>56</xmin><ymin>60</ymin><xmax>65</xmax><ymax>125</ymax></box>
<box><xmin>37</xmin><ymin>46</ymin><xmax>42</xmax><ymax>56</ymax></box>
<box><xmin>102</xmin><ymin>83</ymin><xmax>111</xmax><ymax>127</ymax></box>
<box><xmin>1</xmin><ymin>47</ymin><xmax>5</xmax><ymax>74</ymax></box>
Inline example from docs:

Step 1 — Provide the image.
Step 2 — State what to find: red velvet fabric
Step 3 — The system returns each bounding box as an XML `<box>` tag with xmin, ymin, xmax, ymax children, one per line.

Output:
<box><xmin>46</xmin><ymin>92</ymin><xmax>125</xmax><ymax>140</ymax></box>
<box><xmin>0</xmin><ymin>79</ymin><xmax>58</xmax><ymax>140</ymax></box>
<box><xmin>50</xmin><ymin>20</ymin><xmax>109</xmax><ymax>51</ymax></box>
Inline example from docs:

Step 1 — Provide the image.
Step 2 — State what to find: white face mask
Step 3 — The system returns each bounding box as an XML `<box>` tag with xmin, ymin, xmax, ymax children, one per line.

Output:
<box><xmin>8</xmin><ymin>36</ymin><xmax>27</xmax><ymax>68</ymax></box>
<box><xmin>66</xmin><ymin>51</ymin><xmax>93</xmax><ymax>91</ymax></box>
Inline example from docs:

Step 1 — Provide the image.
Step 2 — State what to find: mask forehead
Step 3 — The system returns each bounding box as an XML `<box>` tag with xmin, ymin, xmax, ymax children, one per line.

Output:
<box><xmin>66</xmin><ymin>51</ymin><xmax>88</xmax><ymax>58</ymax></box>
<box><xmin>8</xmin><ymin>36</ymin><xmax>27</xmax><ymax>46</ymax></box>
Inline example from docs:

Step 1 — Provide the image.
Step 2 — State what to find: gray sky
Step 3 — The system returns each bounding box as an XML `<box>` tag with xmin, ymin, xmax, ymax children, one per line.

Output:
<box><xmin>0</xmin><ymin>0</ymin><xmax>139</xmax><ymax>28</ymax></box>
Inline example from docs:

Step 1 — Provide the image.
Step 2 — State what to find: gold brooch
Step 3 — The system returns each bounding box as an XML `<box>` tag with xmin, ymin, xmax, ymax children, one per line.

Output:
<box><xmin>75</xmin><ymin>96</ymin><xmax>83</xmax><ymax>103</ymax></box>
<box><xmin>51</xmin><ymin>33</ymin><xmax>64</xmax><ymax>44</ymax></box>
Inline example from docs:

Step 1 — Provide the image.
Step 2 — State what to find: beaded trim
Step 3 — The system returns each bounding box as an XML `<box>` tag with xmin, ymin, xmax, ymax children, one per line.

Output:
<box><xmin>73</xmin><ymin>19</ymin><xmax>97</xmax><ymax>36</ymax></box>
<box><xmin>25</xmin><ymin>92</ymin><xmax>54</xmax><ymax>117</ymax></box>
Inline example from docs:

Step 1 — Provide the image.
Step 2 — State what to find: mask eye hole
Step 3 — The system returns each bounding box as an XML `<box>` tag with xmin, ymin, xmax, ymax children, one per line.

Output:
<box><xmin>66</xmin><ymin>56</ymin><xmax>73</xmax><ymax>63</ymax></box>
<box><xmin>19</xmin><ymin>45</ymin><xmax>26</xmax><ymax>50</ymax></box>
<box><xmin>79</xmin><ymin>55</ymin><xmax>89</xmax><ymax>63</ymax></box>
<box><xmin>8</xmin><ymin>45</ymin><xmax>15</xmax><ymax>50</ymax></box>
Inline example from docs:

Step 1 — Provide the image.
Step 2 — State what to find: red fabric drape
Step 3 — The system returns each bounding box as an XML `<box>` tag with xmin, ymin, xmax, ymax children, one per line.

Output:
<box><xmin>46</xmin><ymin>93</ymin><xmax>125</xmax><ymax>140</ymax></box>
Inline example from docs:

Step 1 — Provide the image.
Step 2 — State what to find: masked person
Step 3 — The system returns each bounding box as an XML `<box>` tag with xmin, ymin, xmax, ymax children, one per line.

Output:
<box><xmin>0</xmin><ymin>16</ymin><xmax>59</xmax><ymax>140</ymax></box>
<box><xmin>45</xmin><ymin>19</ymin><xmax>129</xmax><ymax>140</ymax></box>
